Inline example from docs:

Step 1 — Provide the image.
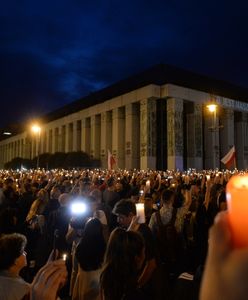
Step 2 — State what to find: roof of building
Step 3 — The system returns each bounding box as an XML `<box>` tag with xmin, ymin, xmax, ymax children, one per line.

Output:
<box><xmin>1</xmin><ymin>63</ymin><xmax>248</xmax><ymax>140</ymax></box>
<box><xmin>41</xmin><ymin>63</ymin><xmax>248</xmax><ymax>123</ymax></box>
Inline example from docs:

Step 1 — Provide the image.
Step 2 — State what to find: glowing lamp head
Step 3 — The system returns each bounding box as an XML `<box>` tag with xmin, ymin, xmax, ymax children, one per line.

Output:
<box><xmin>207</xmin><ymin>104</ymin><xmax>217</xmax><ymax>113</ymax></box>
<box><xmin>31</xmin><ymin>125</ymin><xmax>41</xmax><ymax>134</ymax></box>
<box><xmin>71</xmin><ymin>201</ymin><xmax>87</xmax><ymax>215</ymax></box>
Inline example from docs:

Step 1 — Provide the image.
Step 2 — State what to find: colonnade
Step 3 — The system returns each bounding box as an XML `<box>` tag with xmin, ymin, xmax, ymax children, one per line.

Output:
<box><xmin>1</xmin><ymin>84</ymin><xmax>248</xmax><ymax>170</ymax></box>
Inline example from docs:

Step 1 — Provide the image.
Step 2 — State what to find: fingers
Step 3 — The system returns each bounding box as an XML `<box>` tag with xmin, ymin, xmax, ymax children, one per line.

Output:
<box><xmin>31</xmin><ymin>262</ymin><xmax>67</xmax><ymax>300</ymax></box>
<box><xmin>47</xmin><ymin>249</ymin><xmax>59</xmax><ymax>262</ymax></box>
<box><xmin>32</xmin><ymin>260</ymin><xmax>66</xmax><ymax>288</ymax></box>
<box><xmin>208</xmin><ymin>212</ymin><xmax>232</xmax><ymax>263</ymax></box>
<box><xmin>46</xmin><ymin>266</ymin><xmax>67</xmax><ymax>290</ymax></box>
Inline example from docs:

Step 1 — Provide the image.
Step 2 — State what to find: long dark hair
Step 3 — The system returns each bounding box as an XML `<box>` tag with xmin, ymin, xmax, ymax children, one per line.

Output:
<box><xmin>76</xmin><ymin>217</ymin><xmax>106</xmax><ymax>271</ymax></box>
<box><xmin>100</xmin><ymin>228</ymin><xmax>144</xmax><ymax>300</ymax></box>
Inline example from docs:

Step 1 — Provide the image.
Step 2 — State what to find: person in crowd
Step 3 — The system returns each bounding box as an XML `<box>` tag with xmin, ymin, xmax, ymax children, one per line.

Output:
<box><xmin>100</xmin><ymin>228</ymin><xmax>147</xmax><ymax>300</ymax></box>
<box><xmin>0</xmin><ymin>207</ymin><xmax>18</xmax><ymax>236</ymax></box>
<box><xmin>26</xmin><ymin>188</ymin><xmax>49</xmax><ymax>223</ymax></box>
<box><xmin>113</xmin><ymin>199</ymin><xmax>168</xmax><ymax>299</ymax></box>
<box><xmin>67</xmin><ymin>195</ymin><xmax>108</xmax><ymax>295</ymax></box>
<box><xmin>17</xmin><ymin>183</ymin><xmax>35</xmax><ymax>228</ymax></box>
<box><xmin>42</xmin><ymin>185</ymin><xmax>61</xmax><ymax>220</ymax></box>
<box><xmin>149</xmin><ymin>188</ymin><xmax>191</xmax><ymax>235</ymax></box>
<box><xmin>1</xmin><ymin>177</ymin><xmax>19</xmax><ymax>210</ymax></box>
<box><xmin>0</xmin><ymin>233</ymin><xmax>30</xmax><ymax>300</ymax></box>
<box><xmin>0</xmin><ymin>232</ymin><xmax>67</xmax><ymax>300</ymax></box>
<box><xmin>0</xmin><ymin>179</ymin><xmax>5</xmax><ymax>208</ymax></box>
<box><xmin>47</xmin><ymin>193</ymin><xmax>72</xmax><ymax>253</ymax></box>
<box><xmin>72</xmin><ymin>218</ymin><xmax>106</xmax><ymax>300</ymax></box>
<box><xmin>102</xmin><ymin>177</ymin><xmax>120</xmax><ymax>209</ymax></box>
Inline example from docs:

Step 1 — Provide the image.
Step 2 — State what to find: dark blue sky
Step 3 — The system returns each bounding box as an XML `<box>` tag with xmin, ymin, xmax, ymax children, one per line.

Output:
<box><xmin>1</xmin><ymin>0</ymin><xmax>248</xmax><ymax>128</ymax></box>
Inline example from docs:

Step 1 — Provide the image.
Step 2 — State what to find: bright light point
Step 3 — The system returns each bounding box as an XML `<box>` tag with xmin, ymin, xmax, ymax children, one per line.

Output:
<box><xmin>71</xmin><ymin>202</ymin><xmax>87</xmax><ymax>215</ymax></box>
<box><xmin>31</xmin><ymin>125</ymin><xmax>41</xmax><ymax>133</ymax></box>
<box><xmin>207</xmin><ymin>104</ymin><xmax>217</xmax><ymax>112</ymax></box>
<box><xmin>3</xmin><ymin>132</ymin><xmax>12</xmax><ymax>135</ymax></box>
<box><xmin>62</xmin><ymin>254</ymin><xmax>67</xmax><ymax>261</ymax></box>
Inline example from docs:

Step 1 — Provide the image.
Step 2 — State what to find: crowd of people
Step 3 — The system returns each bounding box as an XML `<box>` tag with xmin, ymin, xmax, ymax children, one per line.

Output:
<box><xmin>0</xmin><ymin>167</ymin><xmax>247</xmax><ymax>300</ymax></box>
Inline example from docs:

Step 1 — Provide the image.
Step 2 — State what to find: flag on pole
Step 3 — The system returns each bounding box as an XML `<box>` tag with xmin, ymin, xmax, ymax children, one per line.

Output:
<box><xmin>107</xmin><ymin>150</ymin><xmax>116</xmax><ymax>170</ymax></box>
<box><xmin>221</xmin><ymin>146</ymin><xmax>236</xmax><ymax>169</ymax></box>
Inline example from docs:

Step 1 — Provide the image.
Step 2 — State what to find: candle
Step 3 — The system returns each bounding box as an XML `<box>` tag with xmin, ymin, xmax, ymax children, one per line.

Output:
<box><xmin>226</xmin><ymin>175</ymin><xmax>248</xmax><ymax>247</ymax></box>
<box><xmin>206</xmin><ymin>175</ymin><xmax>210</xmax><ymax>181</ymax></box>
<box><xmin>62</xmin><ymin>253</ymin><xmax>67</xmax><ymax>261</ymax></box>
<box><xmin>135</xmin><ymin>203</ymin><xmax>146</xmax><ymax>224</ymax></box>
<box><xmin>146</xmin><ymin>180</ymin><xmax>150</xmax><ymax>193</ymax></box>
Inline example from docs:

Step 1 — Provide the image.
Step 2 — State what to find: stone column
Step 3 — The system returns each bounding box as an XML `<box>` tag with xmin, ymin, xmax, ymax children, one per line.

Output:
<box><xmin>48</xmin><ymin>129</ymin><xmax>53</xmax><ymax>153</ymax></box>
<box><xmin>14</xmin><ymin>141</ymin><xmax>17</xmax><ymax>158</ymax></box>
<box><xmin>23</xmin><ymin>138</ymin><xmax>28</xmax><ymax>159</ymax></box>
<box><xmin>125</xmin><ymin>103</ymin><xmax>140</xmax><ymax>169</ymax></box>
<box><xmin>52</xmin><ymin>128</ymin><xmax>57</xmax><ymax>153</ymax></box>
<box><xmin>140</xmin><ymin>98</ymin><xmax>157</xmax><ymax>170</ymax></box>
<box><xmin>2</xmin><ymin>145</ymin><xmax>6</xmax><ymax>165</ymax></box>
<box><xmin>76</xmin><ymin>121</ymin><xmax>82</xmax><ymax>151</ymax></box>
<box><xmin>235</xmin><ymin>112</ymin><xmax>248</xmax><ymax>169</ymax></box>
<box><xmin>51</xmin><ymin>128</ymin><xmax>57</xmax><ymax>153</ymax></box>
<box><xmin>0</xmin><ymin>146</ymin><xmax>3</xmax><ymax>168</ymax></box>
<box><xmin>100</xmin><ymin>111</ymin><xmax>112</xmax><ymax>168</ymax></box>
<box><xmin>167</xmin><ymin>98</ymin><xmax>184</xmax><ymax>170</ymax></box>
<box><xmin>81</xmin><ymin>118</ymin><xmax>91</xmax><ymax>155</ymax></box>
<box><xmin>90</xmin><ymin>115</ymin><xmax>101</xmax><ymax>159</ymax></box>
<box><xmin>31</xmin><ymin>138</ymin><xmax>36</xmax><ymax>158</ymax></box>
<box><xmin>20</xmin><ymin>139</ymin><xmax>24</xmax><ymax>158</ymax></box>
<box><xmin>220</xmin><ymin>108</ymin><xmax>234</xmax><ymax>166</ymax></box>
<box><xmin>57</xmin><ymin>127</ymin><xmax>62</xmax><ymax>152</ymax></box>
<box><xmin>61</xmin><ymin>126</ymin><xmax>66</xmax><ymax>152</ymax></box>
<box><xmin>8</xmin><ymin>143</ymin><xmax>12</xmax><ymax>161</ymax></box>
<box><xmin>67</xmin><ymin>123</ymin><xmax>73</xmax><ymax>152</ymax></box>
<box><xmin>72</xmin><ymin>121</ymin><xmax>78</xmax><ymax>152</ymax></box>
<box><xmin>5</xmin><ymin>144</ymin><xmax>8</xmax><ymax>162</ymax></box>
<box><xmin>204</xmin><ymin>109</ymin><xmax>220</xmax><ymax>169</ymax></box>
<box><xmin>112</xmin><ymin>107</ymin><xmax>125</xmax><ymax>169</ymax></box>
<box><xmin>65</xmin><ymin>124</ymin><xmax>70</xmax><ymax>153</ymax></box>
<box><xmin>3</xmin><ymin>145</ymin><xmax>6</xmax><ymax>165</ymax></box>
<box><xmin>43</xmin><ymin>131</ymin><xmax>48</xmax><ymax>153</ymax></box>
<box><xmin>187</xmin><ymin>103</ymin><xmax>203</xmax><ymax>169</ymax></box>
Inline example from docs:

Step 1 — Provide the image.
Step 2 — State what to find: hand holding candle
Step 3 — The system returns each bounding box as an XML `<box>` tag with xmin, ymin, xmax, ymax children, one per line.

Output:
<box><xmin>146</xmin><ymin>180</ymin><xmax>150</xmax><ymax>193</ymax></box>
<box><xmin>226</xmin><ymin>175</ymin><xmax>248</xmax><ymax>248</ymax></box>
<box><xmin>135</xmin><ymin>203</ymin><xmax>145</xmax><ymax>224</ymax></box>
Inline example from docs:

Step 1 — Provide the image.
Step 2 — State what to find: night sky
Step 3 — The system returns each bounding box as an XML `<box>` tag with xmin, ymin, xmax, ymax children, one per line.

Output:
<box><xmin>1</xmin><ymin>0</ymin><xmax>248</xmax><ymax>129</ymax></box>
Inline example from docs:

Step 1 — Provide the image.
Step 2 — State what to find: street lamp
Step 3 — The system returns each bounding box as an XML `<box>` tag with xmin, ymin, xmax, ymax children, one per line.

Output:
<box><xmin>206</xmin><ymin>103</ymin><xmax>219</xmax><ymax>169</ymax></box>
<box><xmin>207</xmin><ymin>104</ymin><xmax>218</xmax><ymax>129</ymax></box>
<box><xmin>31</xmin><ymin>125</ymin><xmax>41</xmax><ymax>169</ymax></box>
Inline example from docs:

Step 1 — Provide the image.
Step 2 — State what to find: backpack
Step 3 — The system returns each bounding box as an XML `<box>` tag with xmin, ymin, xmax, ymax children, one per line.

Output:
<box><xmin>155</xmin><ymin>208</ymin><xmax>181</xmax><ymax>264</ymax></box>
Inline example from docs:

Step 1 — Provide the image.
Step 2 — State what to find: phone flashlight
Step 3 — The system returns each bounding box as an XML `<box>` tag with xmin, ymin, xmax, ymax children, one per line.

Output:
<box><xmin>71</xmin><ymin>202</ymin><xmax>87</xmax><ymax>215</ymax></box>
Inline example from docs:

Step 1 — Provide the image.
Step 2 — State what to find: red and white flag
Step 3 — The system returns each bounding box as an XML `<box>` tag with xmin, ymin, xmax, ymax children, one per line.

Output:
<box><xmin>221</xmin><ymin>146</ymin><xmax>236</xmax><ymax>169</ymax></box>
<box><xmin>107</xmin><ymin>150</ymin><xmax>116</xmax><ymax>170</ymax></box>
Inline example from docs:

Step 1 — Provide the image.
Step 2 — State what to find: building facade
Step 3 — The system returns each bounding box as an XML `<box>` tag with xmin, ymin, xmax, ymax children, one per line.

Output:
<box><xmin>1</xmin><ymin>65</ymin><xmax>248</xmax><ymax>170</ymax></box>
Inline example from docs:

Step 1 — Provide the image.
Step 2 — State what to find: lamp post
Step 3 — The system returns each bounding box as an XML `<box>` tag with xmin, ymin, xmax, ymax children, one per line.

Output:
<box><xmin>207</xmin><ymin>103</ymin><xmax>219</xmax><ymax>169</ymax></box>
<box><xmin>31</xmin><ymin>125</ymin><xmax>41</xmax><ymax>169</ymax></box>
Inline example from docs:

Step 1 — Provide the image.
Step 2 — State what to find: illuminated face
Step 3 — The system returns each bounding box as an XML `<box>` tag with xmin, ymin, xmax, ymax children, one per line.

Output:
<box><xmin>116</xmin><ymin>213</ymin><xmax>133</xmax><ymax>229</ymax></box>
